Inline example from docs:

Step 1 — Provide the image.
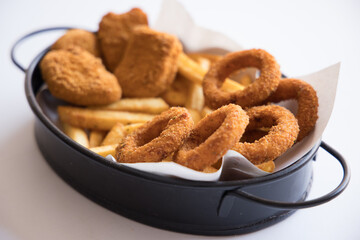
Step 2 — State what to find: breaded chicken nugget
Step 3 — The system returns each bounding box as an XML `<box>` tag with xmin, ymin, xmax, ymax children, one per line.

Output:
<box><xmin>51</xmin><ymin>29</ymin><xmax>100</xmax><ymax>57</ymax></box>
<box><xmin>98</xmin><ymin>8</ymin><xmax>148</xmax><ymax>71</ymax></box>
<box><xmin>40</xmin><ymin>46</ymin><xmax>121</xmax><ymax>106</ymax></box>
<box><xmin>114</xmin><ymin>27</ymin><xmax>182</xmax><ymax>98</ymax></box>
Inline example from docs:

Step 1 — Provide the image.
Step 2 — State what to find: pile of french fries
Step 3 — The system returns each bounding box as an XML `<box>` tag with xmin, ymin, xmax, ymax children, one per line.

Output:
<box><xmin>58</xmin><ymin>52</ymin><xmax>256</xmax><ymax>168</ymax></box>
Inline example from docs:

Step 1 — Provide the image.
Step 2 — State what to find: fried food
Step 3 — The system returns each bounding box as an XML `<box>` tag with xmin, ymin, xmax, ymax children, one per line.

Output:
<box><xmin>58</xmin><ymin>106</ymin><xmax>154</xmax><ymax>130</ymax></box>
<box><xmin>51</xmin><ymin>29</ymin><xmax>100</xmax><ymax>57</ymax></box>
<box><xmin>40</xmin><ymin>46</ymin><xmax>121</xmax><ymax>106</ymax></box>
<box><xmin>61</xmin><ymin>123</ymin><xmax>89</xmax><ymax>148</ymax></box>
<box><xmin>174</xmin><ymin>104</ymin><xmax>249</xmax><ymax>171</ymax></box>
<box><xmin>200</xmin><ymin>107</ymin><xmax>213</xmax><ymax>118</ymax></box>
<box><xmin>187</xmin><ymin>109</ymin><xmax>201</xmax><ymax>124</ymax></box>
<box><xmin>90</xmin><ymin>144</ymin><xmax>118</xmax><ymax>157</ymax></box>
<box><xmin>160</xmin><ymin>74</ymin><xmax>188</xmax><ymax>106</ymax></box>
<box><xmin>189</xmin><ymin>52</ymin><xmax>255</xmax><ymax>87</ymax></box>
<box><xmin>187</xmin><ymin>52</ymin><xmax>222</xmax><ymax>64</ymax></box>
<box><xmin>203</xmin><ymin>49</ymin><xmax>281</xmax><ymax>109</ymax></box>
<box><xmin>89</xmin><ymin>98</ymin><xmax>169</xmax><ymax>114</ymax></box>
<box><xmin>101</xmin><ymin>122</ymin><xmax>126</xmax><ymax>146</ymax></box>
<box><xmin>114</xmin><ymin>27</ymin><xmax>182</xmax><ymax>97</ymax></box>
<box><xmin>185</xmin><ymin>83</ymin><xmax>204</xmax><ymax>112</ymax></box>
<box><xmin>98</xmin><ymin>8</ymin><xmax>148</xmax><ymax>71</ymax></box>
<box><xmin>263</xmin><ymin>78</ymin><xmax>318</xmax><ymax>141</ymax></box>
<box><xmin>177</xmin><ymin>53</ymin><xmax>245</xmax><ymax>92</ymax></box>
<box><xmin>116</xmin><ymin>107</ymin><xmax>194</xmax><ymax>163</ymax></box>
<box><xmin>232</xmin><ymin>105</ymin><xmax>299</xmax><ymax>165</ymax></box>
<box><xmin>123</xmin><ymin>123</ymin><xmax>144</xmax><ymax>135</ymax></box>
<box><xmin>89</xmin><ymin>130</ymin><xmax>106</xmax><ymax>147</ymax></box>
<box><xmin>184</xmin><ymin>56</ymin><xmax>207</xmax><ymax>111</ymax></box>
<box><xmin>256</xmin><ymin>161</ymin><xmax>275</xmax><ymax>173</ymax></box>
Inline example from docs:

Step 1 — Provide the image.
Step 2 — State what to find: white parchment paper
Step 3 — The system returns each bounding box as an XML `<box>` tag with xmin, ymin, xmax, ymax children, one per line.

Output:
<box><xmin>37</xmin><ymin>0</ymin><xmax>340</xmax><ymax>181</ymax></box>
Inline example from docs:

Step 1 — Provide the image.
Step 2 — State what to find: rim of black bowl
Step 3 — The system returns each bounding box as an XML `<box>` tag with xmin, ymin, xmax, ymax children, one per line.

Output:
<box><xmin>25</xmin><ymin>47</ymin><xmax>320</xmax><ymax>188</ymax></box>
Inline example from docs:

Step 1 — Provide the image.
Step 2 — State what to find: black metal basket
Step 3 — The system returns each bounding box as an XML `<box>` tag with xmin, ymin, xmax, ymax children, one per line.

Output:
<box><xmin>11</xmin><ymin>27</ymin><xmax>350</xmax><ymax>236</ymax></box>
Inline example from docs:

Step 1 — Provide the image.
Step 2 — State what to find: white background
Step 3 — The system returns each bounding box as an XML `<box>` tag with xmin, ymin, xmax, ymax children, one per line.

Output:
<box><xmin>1</xmin><ymin>0</ymin><xmax>359</xmax><ymax>239</ymax></box>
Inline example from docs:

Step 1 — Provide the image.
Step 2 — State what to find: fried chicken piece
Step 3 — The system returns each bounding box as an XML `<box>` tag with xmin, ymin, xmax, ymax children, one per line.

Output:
<box><xmin>51</xmin><ymin>29</ymin><xmax>100</xmax><ymax>57</ymax></box>
<box><xmin>114</xmin><ymin>27</ymin><xmax>182</xmax><ymax>98</ymax></box>
<box><xmin>98</xmin><ymin>8</ymin><xmax>148</xmax><ymax>71</ymax></box>
<box><xmin>40</xmin><ymin>46</ymin><xmax>121</xmax><ymax>106</ymax></box>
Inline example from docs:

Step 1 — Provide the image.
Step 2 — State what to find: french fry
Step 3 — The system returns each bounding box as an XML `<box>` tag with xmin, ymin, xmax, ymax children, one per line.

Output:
<box><xmin>188</xmin><ymin>53</ymin><xmax>255</xmax><ymax>88</ymax></box>
<box><xmin>195</xmin><ymin>56</ymin><xmax>211</xmax><ymax>70</ymax></box>
<box><xmin>123</xmin><ymin>123</ymin><xmax>143</xmax><ymax>135</ymax></box>
<box><xmin>184</xmin><ymin>56</ymin><xmax>208</xmax><ymax>111</ymax></box>
<box><xmin>256</xmin><ymin>161</ymin><xmax>275</xmax><ymax>173</ymax></box>
<box><xmin>177</xmin><ymin>53</ymin><xmax>245</xmax><ymax>92</ymax></box>
<box><xmin>177</xmin><ymin>53</ymin><xmax>205</xmax><ymax>85</ymax></box>
<box><xmin>58</xmin><ymin>106</ymin><xmax>154</xmax><ymax>131</ymax></box>
<box><xmin>188</xmin><ymin>109</ymin><xmax>202</xmax><ymax>124</ymax></box>
<box><xmin>203</xmin><ymin>166</ymin><xmax>218</xmax><ymax>173</ymax></box>
<box><xmin>161</xmin><ymin>153</ymin><xmax>174</xmax><ymax>162</ymax></box>
<box><xmin>222</xmin><ymin>80</ymin><xmax>246</xmax><ymax>92</ymax></box>
<box><xmin>89</xmin><ymin>130</ymin><xmax>106</xmax><ymax>148</ymax></box>
<box><xmin>89</xmin><ymin>98</ymin><xmax>169</xmax><ymax>114</ymax></box>
<box><xmin>62</xmin><ymin>122</ymin><xmax>89</xmax><ymax>148</ymax></box>
<box><xmin>188</xmin><ymin>52</ymin><xmax>222</xmax><ymax>64</ymax></box>
<box><xmin>90</xmin><ymin>144</ymin><xmax>118</xmax><ymax>158</ymax></box>
<box><xmin>238</xmin><ymin>74</ymin><xmax>252</xmax><ymax>86</ymax></box>
<box><xmin>200</xmin><ymin>106</ymin><xmax>213</xmax><ymax>118</ymax></box>
<box><xmin>101</xmin><ymin>122</ymin><xmax>126</xmax><ymax>146</ymax></box>
<box><xmin>185</xmin><ymin>83</ymin><xmax>204</xmax><ymax>112</ymax></box>
<box><xmin>160</xmin><ymin>75</ymin><xmax>188</xmax><ymax>106</ymax></box>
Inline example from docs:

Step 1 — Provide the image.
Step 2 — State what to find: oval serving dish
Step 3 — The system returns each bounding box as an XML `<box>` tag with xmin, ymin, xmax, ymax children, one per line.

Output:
<box><xmin>11</xmin><ymin>27</ymin><xmax>350</xmax><ymax>236</ymax></box>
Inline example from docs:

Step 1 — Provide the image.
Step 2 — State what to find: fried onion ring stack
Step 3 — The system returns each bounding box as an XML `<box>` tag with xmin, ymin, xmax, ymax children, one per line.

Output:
<box><xmin>45</xmin><ymin>9</ymin><xmax>320</xmax><ymax>174</ymax></box>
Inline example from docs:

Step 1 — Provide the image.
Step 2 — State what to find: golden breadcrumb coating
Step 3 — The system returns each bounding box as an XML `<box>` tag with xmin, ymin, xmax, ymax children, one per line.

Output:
<box><xmin>51</xmin><ymin>29</ymin><xmax>101</xmax><ymax>57</ymax></box>
<box><xmin>264</xmin><ymin>78</ymin><xmax>318</xmax><ymax>141</ymax></box>
<box><xmin>203</xmin><ymin>49</ymin><xmax>281</xmax><ymax>109</ymax></box>
<box><xmin>116</xmin><ymin>107</ymin><xmax>193</xmax><ymax>163</ymax></box>
<box><xmin>114</xmin><ymin>27</ymin><xmax>182</xmax><ymax>97</ymax></box>
<box><xmin>232</xmin><ymin>105</ymin><xmax>299</xmax><ymax>165</ymax></box>
<box><xmin>98</xmin><ymin>8</ymin><xmax>148</xmax><ymax>71</ymax></box>
<box><xmin>174</xmin><ymin>104</ymin><xmax>249</xmax><ymax>171</ymax></box>
<box><xmin>40</xmin><ymin>46</ymin><xmax>121</xmax><ymax>106</ymax></box>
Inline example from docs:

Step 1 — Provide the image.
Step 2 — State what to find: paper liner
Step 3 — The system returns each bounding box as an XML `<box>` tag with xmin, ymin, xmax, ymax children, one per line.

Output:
<box><xmin>36</xmin><ymin>0</ymin><xmax>340</xmax><ymax>181</ymax></box>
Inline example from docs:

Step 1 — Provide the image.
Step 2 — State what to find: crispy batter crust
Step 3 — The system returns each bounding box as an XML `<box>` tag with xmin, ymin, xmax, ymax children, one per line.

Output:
<box><xmin>232</xmin><ymin>105</ymin><xmax>299</xmax><ymax>165</ymax></box>
<box><xmin>174</xmin><ymin>104</ymin><xmax>249</xmax><ymax>171</ymax></box>
<box><xmin>114</xmin><ymin>27</ymin><xmax>182</xmax><ymax>97</ymax></box>
<box><xmin>40</xmin><ymin>46</ymin><xmax>121</xmax><ymax>106</ymax></box>
<box><xmin>51</xmin><ymin>29</ymin><xmax>100</xmax><ymax>57</ymax></box>
<box><xmin>203</xmin><ymin>49</ymin><xmax>280</xmax><ymax>109</ymax></box>
<box><xmin>98</xmin><ymin>8</ymin><xmax>148</xmax><ymax>71</ymax></box>
<box><xmin>264</xmin><ymin>78</ymin><xmax>318</xmax><ymax>141</ymax></box>
<box><xmin>115</xmin><ymin>107</ymin><xmax>193</xmax><ymax>163</ymax></box>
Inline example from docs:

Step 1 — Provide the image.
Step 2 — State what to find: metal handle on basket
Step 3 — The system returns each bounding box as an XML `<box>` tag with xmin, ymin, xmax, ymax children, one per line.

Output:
<box><xmin>218</xmin><ymin>141</ymin><xmax>350</xmax><ymax>216</ymax></box>
<box><xmin>10</xmin><ymin>27</ymin><xmax>73</xmax><ymax>72</ymax></box>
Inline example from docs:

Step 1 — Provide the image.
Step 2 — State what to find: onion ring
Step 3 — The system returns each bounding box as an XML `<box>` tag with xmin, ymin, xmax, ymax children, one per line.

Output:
<box><xmin>232</xmin><ymin>105</ymin><xmax>299</xmax><ymax>165</ymax></box>
<box><xmin>202</xmin><ymin>49</ymin><xmax>281</xmax><ymax>109</ymax></box>
<box><xmin>115</xmin><ymin>107</ymin><xmax>193</xmax><ymax>163</ymax></box>
<box><xmin>174</xmin><ymin>104</ymin><xmax>249</xmax><ymax>171</ymax></box>
<box><xmin>263</xmin><ymin>78</ymin><xmax>318</xmax><ymax>141</ymax></box>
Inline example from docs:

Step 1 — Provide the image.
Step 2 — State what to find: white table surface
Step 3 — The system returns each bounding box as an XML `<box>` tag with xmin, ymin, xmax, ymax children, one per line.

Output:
<box><xmin>1</xmin><ymin>0</ymin><xmax>359</xmax><ymax>239</ymax></box>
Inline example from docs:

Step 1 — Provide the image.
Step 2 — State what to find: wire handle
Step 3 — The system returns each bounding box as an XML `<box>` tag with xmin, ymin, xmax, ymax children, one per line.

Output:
<box><xmin>218</xmin><ymin>141</ymin><xmax>350</xmax><ymax>216</ymax></box>
<box><xmin>10</xmin><ymin>27</ymin><xmax>72</xmax><ymax>72</ymax></box>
